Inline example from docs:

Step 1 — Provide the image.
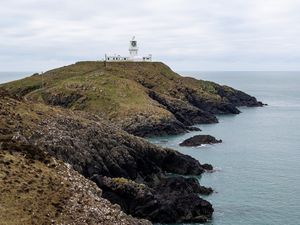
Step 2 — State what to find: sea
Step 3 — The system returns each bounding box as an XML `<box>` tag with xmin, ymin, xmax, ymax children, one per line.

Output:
<box><xmin>149</xmin><ymin>71</ymin><xmax>300</xmax><ymax>225</ymax></box>
<box><xmin>1</xmin><ymin>71</ymin><xmax>300</xmax><ymax>225</ymax></box>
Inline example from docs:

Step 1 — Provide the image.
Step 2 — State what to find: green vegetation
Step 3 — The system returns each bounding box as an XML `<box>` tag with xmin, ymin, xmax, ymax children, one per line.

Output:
<box><xmin>0</xmin><ymin>61</ymin><xmax>231</xmax><ymax>126</ymax></box>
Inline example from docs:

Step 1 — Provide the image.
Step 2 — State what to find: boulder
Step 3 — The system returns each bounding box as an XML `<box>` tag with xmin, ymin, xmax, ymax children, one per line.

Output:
<box><xmin>180</xmin><ymin>135</ymin><xmax>222</xmax><ymax>147</ymax></box>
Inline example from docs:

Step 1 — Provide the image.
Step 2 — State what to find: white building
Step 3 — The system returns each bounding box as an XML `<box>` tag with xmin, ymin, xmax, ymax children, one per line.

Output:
<box><xmin>105</xmin><ymin>37</ymin><xmax>152</xmax><ymax>62</ymax></box>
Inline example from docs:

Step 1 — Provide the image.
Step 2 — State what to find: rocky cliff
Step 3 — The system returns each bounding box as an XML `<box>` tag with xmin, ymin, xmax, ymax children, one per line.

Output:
<box><xmin>0</xmin><ymin>62</ymin><xmax>263</xmax><ymax>224</ymax></box>
<box><xmin>0</xmin><ymin>90</ymin><xmax>213</xmax><ymax>223</ymax></box>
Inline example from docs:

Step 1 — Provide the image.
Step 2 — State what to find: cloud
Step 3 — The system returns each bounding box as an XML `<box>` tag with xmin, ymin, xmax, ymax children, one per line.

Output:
<box><xmin>0</xmin><ymin>0</ymin><xmax>300</xmax><ymax>72</ymax></box>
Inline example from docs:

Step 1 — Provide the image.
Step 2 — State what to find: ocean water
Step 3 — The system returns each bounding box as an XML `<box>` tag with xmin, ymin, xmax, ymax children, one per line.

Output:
<box><xmin>149</xmin><ymin>71</ymin><xmax>300</xmax><ymax>225</ymax></box>
<box><xmin>0</xmin><ymin>72</ymin><xmax>32</xmax><ymax>84</ymax></box>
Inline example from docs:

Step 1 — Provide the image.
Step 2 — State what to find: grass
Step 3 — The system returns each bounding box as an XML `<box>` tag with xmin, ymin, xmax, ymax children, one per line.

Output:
<box><xmin>0</xmin><ymin>150</ymin><xmax>71</xmax><ymax>225</ymax></box>
<box><xmin>1</xmin><ymin>61</ymin><xmax>231</xmax><ymax>123</ymax></box>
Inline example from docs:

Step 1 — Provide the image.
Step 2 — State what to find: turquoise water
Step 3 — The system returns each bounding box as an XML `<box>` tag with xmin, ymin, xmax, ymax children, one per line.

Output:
<box><xmin>150</xmin><ymin>72</ymin><xmax>300</xmax><ymax>225</ymax></box>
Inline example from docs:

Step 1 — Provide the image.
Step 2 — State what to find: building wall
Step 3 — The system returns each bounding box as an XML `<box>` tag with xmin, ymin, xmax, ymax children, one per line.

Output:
<box><xmin>105</xmin><ymin>55</ymin><xmax>152</xmax><ymax>62</ymax></box>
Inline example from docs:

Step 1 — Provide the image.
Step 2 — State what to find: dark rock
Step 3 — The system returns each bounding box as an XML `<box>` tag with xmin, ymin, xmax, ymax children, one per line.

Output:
<box><xmin>202</xmin><ymin>163</ymin><xmax>214</xmax><ymax>171</ymax></box>
<box><xmin>162</xmin><ymin>149</ymin><xmax>205</xmax><ymax>175</ymax></box>
<box><xmin>216</xmin><ymin>86</ymin><xmax>264</xmax><ymax>107</ymax></box>
<box><xmin>179</xmin><ymin>83</ymin><xmax>264</xmax><ymax>116</ymax></box>
<box><xmin>186</xmin><ymin>126</ymin><xmax>201</xmax><ymax>132</ymax></box>
<box><xmin>198</xmin><ymin>185</ymin><xmax>214</xmax><ymax>195</ymax></box>
<box><xmin>124</xmin><ymin>116</ymin><xmax>187</xmax><ymax>137</ymax></box>
<box><xmin>155</xmin><ymin>177</ymin><xmax>213</xmax><ymax>195</ymax></box>
<box><xmin>193</xmin><ymin>215</ymin><xmax>209</xmax><ymax>223</ymax></box>
<box><xmin>94</xmin><ymin>176</ymin><xmax>214</xmax><ymax>223</ymax></box>
<box><xmin>39</xmin><ymin>118</ymin><xmax>205</xmax><ymax>180</ymax></box>
<box><xmin>184</xmin><ymin>89</ymin><xmax>241</xmax><ymax>115</ymax></box>
<box><xmin>27</xmin><ymin>116</ymin><xmax>213</xmax><ymax>223</ymax></box>
<box><xmin>180</xmin><ymin>135</ymin><xmax>222</xmax><ymax>147</ymax></box>
<box><xmin>149</xmin><ymin>91</ymin><xmax>218</xmax><ymax>125</ymax></box>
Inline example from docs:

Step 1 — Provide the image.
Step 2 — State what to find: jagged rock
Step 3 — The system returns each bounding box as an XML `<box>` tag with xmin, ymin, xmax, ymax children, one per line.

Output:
<box><xmin>33</xmin><ymin>116</ymin><xmax>207</xmax><ymax>180</ymax></box>
<box><xmin>187</xmin><ymin>126</ymin><xmax>202</xmax><ymax>131</ymax></box>
<box><xmin>148</xmin><ymin>91</ymin><xmax>218</xmax><ymax>125</ymax></box>
<box><xmin>123</xmin><ymin>116</ymin><xmax>187</xmax><ymax>137</ymax></box>
<box><xmin>155</xmin><ymin>177</ymin><xmax>213</xmax><ymax>195</ymax></box>
<box><xmin>180</xmin><ymin>135</ymin><xmax>222</xmax><ymax>147</ymax></box>
<box><xmin>94</xmin><ymin>176</ymin><xmax>213</xmax><ymax>223</ymax></box>
<box><xmin>202</xmin><ymin>163</ymin><xmax>214</xmax><ymax>171</ymax></box>
<box><xmin>184</xmin><ymin>88</ymin><xmax>241</xmax><ymax>114</ymax></box>
<box><xmin>215</xmin><ymin>86</ymin><xmax>264</xmax><ymax>107</ymax></box>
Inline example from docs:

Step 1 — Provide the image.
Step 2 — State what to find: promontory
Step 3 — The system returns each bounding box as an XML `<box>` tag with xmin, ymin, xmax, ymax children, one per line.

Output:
<box><xmin>0</xmin><ymin>61</ymin><xmax>263</xmax><ymax>224</ymax></box>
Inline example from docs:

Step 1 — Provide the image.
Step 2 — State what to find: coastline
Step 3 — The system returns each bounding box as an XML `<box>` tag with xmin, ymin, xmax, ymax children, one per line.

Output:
<box><xmin>0</xmin><ymin>64</ymin><xmax>264</xmax><ymax>224</ymax></box>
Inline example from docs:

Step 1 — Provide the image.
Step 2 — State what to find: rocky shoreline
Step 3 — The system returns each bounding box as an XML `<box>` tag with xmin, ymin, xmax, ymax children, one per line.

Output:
<box><xmin>0</xmin><ymin>62</ymin><xmax>264</xmax><ymax>224</ymax></box>
<box><xmin>0</xmin><ymin>92</ymin><xmax>214</xmax><ymax>223</ymax></box>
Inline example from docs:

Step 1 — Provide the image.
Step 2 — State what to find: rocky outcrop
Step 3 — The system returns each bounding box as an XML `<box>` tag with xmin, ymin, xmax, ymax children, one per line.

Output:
<box><xmin>180</xmin><ymin>135</ymin><xmax>222</xmax><ymax>147</ymax></box>
<box><xmin>123</xmin><ymin>115</ymin><xmax>187</xmax><ymax>137</ymax></box>
<box><xmin>94</xmin><ymin>176</ymin><xmax>213</xmax><ymax>223</ymax></box>
<box><xmin>148</xmin><ymin>91</ymin><xmax>218</xmax><ymax>126</ymax></box>
<box><xmin>31</xmin><ymin>116</ymin><xmax>213</xmax><ymax>223</ymax></box>
<box><xmin>156</xmin><ymin>176</ymin><xmax>213</xmax><ymax>195</ymax></box>
<box><xmin>32</xmin><ymin>116</ymin><xmax>207</xmax><ymax>180</ymax></box>
<box><xmin>181</xmin><ymin>87</ymin><xmax>241</xmax><ymax>115</ymax></box>
<box><xmin>215</xmin><ymin>86</ymin><xmax>264</xmax><ymax>107</ymax></box>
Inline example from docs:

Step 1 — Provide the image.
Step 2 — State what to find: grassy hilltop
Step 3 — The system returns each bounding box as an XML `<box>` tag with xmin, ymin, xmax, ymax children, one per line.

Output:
<box><xmin>1</xmin><ymin>61</ymin><xmax>262</xmax><ymax>136</ymax></box>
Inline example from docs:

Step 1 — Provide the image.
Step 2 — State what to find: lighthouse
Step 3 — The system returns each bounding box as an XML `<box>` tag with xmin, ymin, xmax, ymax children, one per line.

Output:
<box><xmin>105</xmin><ymin>37</ymin><xmax>152</xmax><ymax>62</ymax></box>
<box><xmin>129</xmin><ymin>36</ymin><xmax>138</xmax><ymax>59</ymax></box>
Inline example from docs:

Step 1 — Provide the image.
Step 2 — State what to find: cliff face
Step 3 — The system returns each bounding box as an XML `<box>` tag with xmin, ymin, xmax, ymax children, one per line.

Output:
<box><xmin>0</xmin><ymin>91</ymin><xmax>213</xmax><ymax>223</ymax></box>
<box><xmin>1</xmin><ymin>61</ymin><xmax>263</xmax><ymax>137</ymax></box>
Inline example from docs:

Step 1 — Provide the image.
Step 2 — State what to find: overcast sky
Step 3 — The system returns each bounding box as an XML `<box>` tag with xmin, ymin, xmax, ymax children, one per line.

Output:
<box><xmin>1</xmin><ymin>0</ymin><xmax>300</xmax><ymax>72</ymax></box>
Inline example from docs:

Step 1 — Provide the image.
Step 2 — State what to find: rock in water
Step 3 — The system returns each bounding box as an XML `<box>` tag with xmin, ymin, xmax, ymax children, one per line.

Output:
<box><xmin>180</xmin><ymin>135</ymin><xmax>222</xmax><ymax>147</ymax></box>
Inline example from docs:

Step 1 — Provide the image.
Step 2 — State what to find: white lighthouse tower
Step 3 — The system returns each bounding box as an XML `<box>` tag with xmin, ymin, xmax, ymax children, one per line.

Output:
<box><xmin>105</xmin><ymin>36</ymin><xmax>152</xmax><ymax>62</ymax></box>
<box><xmin>129</xmin><ymin>36</ymin><xmax>138</xmax><ymax>59</ymax></box>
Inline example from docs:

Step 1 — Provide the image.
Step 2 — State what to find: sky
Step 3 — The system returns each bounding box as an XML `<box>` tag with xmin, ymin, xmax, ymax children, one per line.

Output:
<box><xmin>1</xmin><ymin>0</ymin><xmax>300</xmax><ymax>73</ymax></box>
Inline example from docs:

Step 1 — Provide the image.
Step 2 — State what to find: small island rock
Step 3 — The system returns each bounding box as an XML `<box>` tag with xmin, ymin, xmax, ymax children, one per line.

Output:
<box><xmin>179</xmin><ymin>135</ymin><xmax>222</xmax><ymax>147</ymax></box>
